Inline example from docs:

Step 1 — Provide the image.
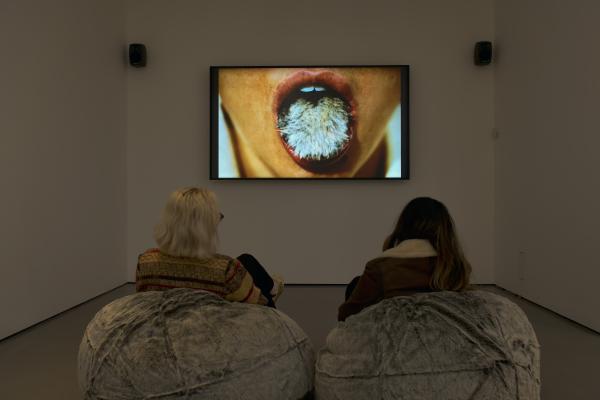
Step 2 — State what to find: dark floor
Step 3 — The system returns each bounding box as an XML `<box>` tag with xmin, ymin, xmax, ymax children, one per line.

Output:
<box><xmin>0</xmin><ymin>284</ymin><xmax>599</xmax><ymax>399</ymax></box>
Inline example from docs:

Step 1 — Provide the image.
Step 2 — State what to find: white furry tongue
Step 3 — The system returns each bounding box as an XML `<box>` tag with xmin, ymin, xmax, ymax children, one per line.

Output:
<box><xmin>277</xmin><ymin>86</ymin><xmax>350</xmax><ymax>161</ymax></box>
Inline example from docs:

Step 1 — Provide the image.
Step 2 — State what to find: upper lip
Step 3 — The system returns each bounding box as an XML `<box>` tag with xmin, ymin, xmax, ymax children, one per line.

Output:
<box><xmin>273</xmin><ymin>69</ymin><xmax>356</xmax><ymax>117</ymax></box>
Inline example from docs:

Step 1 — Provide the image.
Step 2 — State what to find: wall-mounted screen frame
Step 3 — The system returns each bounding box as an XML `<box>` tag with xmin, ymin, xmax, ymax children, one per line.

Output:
<box><xmin>210</xmin><ymin>65</ymin><xmax>409</xmax><ymax>180</ymax></box>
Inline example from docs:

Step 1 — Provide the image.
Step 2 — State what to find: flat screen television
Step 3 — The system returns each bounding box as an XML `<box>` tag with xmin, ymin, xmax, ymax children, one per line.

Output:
<box><xmin>210</xmin><ymin>65</ymin><xmax>409</xmax><ymax>179</ymax></box>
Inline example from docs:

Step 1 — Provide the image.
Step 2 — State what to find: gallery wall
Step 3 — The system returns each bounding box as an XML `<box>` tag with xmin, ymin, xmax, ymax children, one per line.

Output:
<box><xmin>0</xmin><ymin>1</ymin><xmax>127</xmax><ymax>339</ymax></box>
<box><xmin>3</xmin><ymin>0</ymin><xmax>597</xmax><ymax>338</ymax></box>
<box><xmin>126</xmin><ymin>0</ymin><xmax>496</xmax><ymax>283</ymax></box>
<box><xmin>494</xmin><ymin>0</ymin><xmax>600</xmax><ymax>331</ymax></box>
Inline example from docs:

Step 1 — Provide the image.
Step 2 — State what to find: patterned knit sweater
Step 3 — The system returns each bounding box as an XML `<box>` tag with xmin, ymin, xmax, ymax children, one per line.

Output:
<box><xmin>136</xmin><ymin>249</ymin><xmax>268</xmax><ymax>305</ymax></box>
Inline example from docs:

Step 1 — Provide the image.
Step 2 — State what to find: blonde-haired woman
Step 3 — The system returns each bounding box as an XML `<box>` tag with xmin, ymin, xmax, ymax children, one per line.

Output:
<box><xmin>136</xmin><ymin>187</ymin><xmax>283</xmax><ymax>307</ymax></box>
<box><xmin>338</xmin><ymin>197</ymin><xmax>471</xmax><ymax>321</ymax></box>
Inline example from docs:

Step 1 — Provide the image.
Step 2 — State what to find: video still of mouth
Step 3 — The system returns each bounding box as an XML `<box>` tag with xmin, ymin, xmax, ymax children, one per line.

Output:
<box><xmin>211</xmin><ymin>66</ymin><xmax>408</xmax><ymax>179</ymax></box>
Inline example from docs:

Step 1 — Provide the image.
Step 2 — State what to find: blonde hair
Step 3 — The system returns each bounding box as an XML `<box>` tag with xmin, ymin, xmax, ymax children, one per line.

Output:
<box><xmin>154</xmin><ymin>187</ymin><xmax>220</xmax><ymax>258</ymax></box>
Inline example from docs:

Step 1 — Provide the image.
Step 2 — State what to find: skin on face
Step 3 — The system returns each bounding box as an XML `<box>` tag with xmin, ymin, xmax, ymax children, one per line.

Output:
<box><xmin>219</xmin><ymin>67</ymin><xmax>401</xmax><ymax>178</ymax></box>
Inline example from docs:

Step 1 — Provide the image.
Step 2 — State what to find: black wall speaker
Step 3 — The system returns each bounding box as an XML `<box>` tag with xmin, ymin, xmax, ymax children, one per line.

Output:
<box><xmin>129</xmin><ymin>44</ymin><xmax>147</xmax><ymax>67</ymax></box>
<box><xmin>474</xmin><ymin>41</ymin><xmax>492</xmax><ymax>65</ymax></box>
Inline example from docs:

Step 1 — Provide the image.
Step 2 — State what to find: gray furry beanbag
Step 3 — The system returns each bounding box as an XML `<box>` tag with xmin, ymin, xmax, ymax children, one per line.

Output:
<box><xmin>316</xmin><ymin>290</ymin><xmax>540</xmax><ymax>400</ymax></box>
<box><xmin>78</xmin><ymin>288</ymin><xmax>315</xmax><ymax>400</ymax></box>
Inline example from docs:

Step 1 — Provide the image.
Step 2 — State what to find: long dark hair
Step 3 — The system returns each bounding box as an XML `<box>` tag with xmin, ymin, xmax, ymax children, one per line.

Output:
<box><xmin>383</xmin><ymin>197</ymin><xmax>471</xmax><ymax>291</ymax></box>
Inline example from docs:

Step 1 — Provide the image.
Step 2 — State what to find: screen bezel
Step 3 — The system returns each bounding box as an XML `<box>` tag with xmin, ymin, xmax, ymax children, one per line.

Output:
<box><xmin>210</xmin><ymin>65</ymin><xmax>410</xmax><ymax>180</ymax></box>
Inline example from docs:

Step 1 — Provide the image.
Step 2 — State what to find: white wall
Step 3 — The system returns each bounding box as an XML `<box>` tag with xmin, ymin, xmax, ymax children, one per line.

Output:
<box><xmin>3</xmin><ymin>0</ymin><xmax>596</xmax><ymax>339</ymax></box>
<box><xmin>0</xmin><ymin>1</ymin><xmax>127</xmax><ymax>339</ymax></box>
<box><xmin>126</xmin><ymin>0</ymin><xmax>495</xmax><ymax>284</ymax></box>
<box><xmin>494</xmin><ymin>0</ymin><xmax>600</xmax><ymax>331</ymax></box>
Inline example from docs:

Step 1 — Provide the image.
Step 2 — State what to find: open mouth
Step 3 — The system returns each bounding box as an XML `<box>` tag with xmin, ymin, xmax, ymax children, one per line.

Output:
<box><xmin>274</xmin><ymin>70</ymin><xmax>356</xmax><ymax>171</ymax></box>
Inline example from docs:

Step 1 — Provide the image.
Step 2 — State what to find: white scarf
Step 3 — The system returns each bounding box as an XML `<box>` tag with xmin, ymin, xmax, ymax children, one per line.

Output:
<box><xmin>379</xmin><ymin>239</ymin><xmax>437</xmax><ymax>258</ymax></box>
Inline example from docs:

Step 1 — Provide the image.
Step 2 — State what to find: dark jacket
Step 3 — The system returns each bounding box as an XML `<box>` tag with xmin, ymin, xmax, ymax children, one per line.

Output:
<box><xmin>338</xmin><ymin>240</ymin><xmax>437</xmax><ymax>321</ymax></box>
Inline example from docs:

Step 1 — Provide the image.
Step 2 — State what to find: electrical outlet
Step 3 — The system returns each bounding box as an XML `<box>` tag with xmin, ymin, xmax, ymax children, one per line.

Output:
<box><xmin>518</xmin><ymin>250</ymin><xmax>526</xmax><ymax>281</ymax></box>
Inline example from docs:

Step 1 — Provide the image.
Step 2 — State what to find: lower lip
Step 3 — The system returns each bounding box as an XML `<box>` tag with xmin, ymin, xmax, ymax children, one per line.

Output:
<box><xmin>273</xmin><ymin>70</ymin><xmax>356</xmax><ymax>171</ymax></box>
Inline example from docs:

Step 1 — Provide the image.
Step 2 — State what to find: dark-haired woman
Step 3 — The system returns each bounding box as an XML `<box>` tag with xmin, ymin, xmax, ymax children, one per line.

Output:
<box><xmin>338</xmin><ymin>197</ymin><xmax>471</xmax><ymax>321</ymax></box>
